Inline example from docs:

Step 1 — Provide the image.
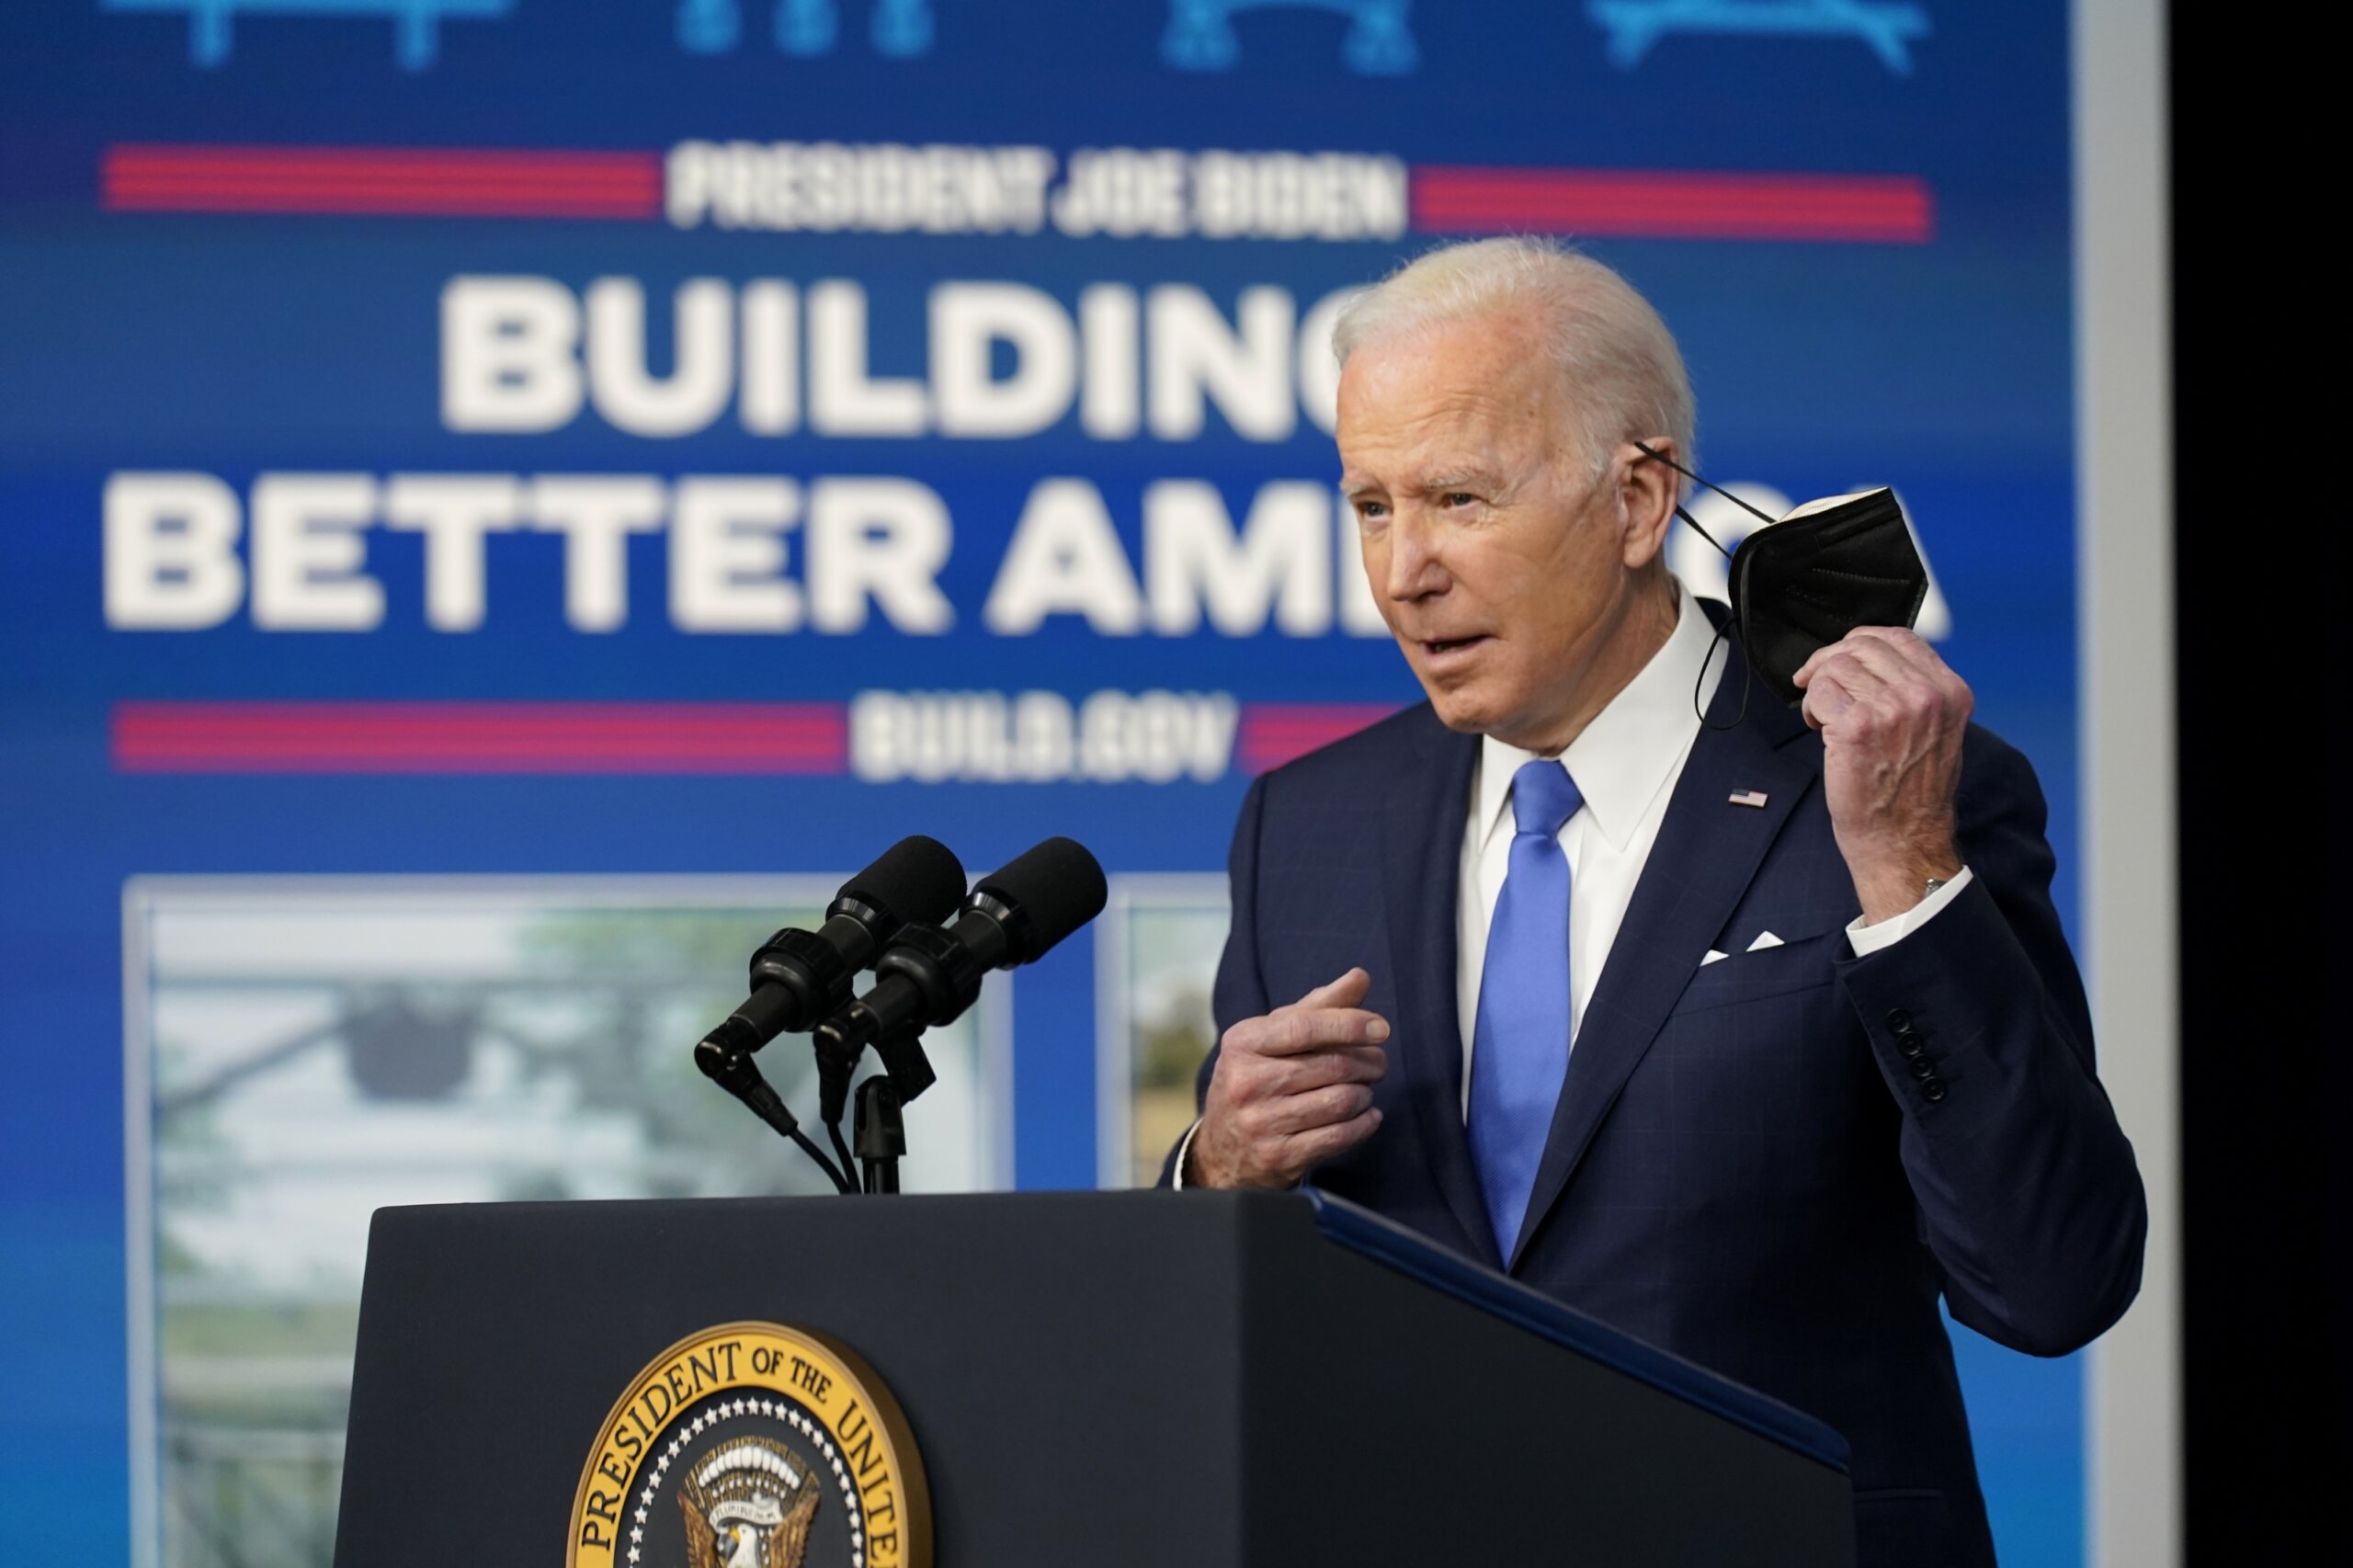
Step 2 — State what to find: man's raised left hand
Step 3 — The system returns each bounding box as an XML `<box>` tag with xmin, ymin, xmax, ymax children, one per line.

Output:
<box><xmin>1792</xmin><ymin>626</ymin><xmax>1971</xmax><ymax>926</ymax></box>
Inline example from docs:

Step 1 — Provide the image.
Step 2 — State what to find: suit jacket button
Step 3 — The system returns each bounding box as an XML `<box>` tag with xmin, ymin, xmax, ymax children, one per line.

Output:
<box><xmin>1908</xmin><ymin>1055</ymin><xmax>1936</xmax><ymax>1078</ymax></box>
<box><xmin>1885</xmin><ymin>1008</ymin><xmax>1914</xmax><ymax>1032</ymax></box>
<box><xmin>1897</xmin><ymin>1031</ymin><xmax>1927</xmax><ymax>1058</ymax></box>
<box><xmin>1922</xmin><ymin>1078</ymin><xmax>1948</xmax><ymax>1102</ymax></box>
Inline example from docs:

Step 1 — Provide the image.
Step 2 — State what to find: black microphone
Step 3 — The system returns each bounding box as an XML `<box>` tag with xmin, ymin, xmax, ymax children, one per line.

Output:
<box><xmin>697</xmin><ymin>835</ymin><xmax>967</xmax><ymax>1059</ymax></box>
<box><xmin>813</xmin><ymin>836</ymin><xmax>1108</xmax><ymax>1111</ymax></box>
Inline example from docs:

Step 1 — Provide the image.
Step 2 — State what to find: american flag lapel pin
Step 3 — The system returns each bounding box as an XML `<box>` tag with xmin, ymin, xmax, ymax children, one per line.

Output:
<box><xmin>1728</xmin><ymin>790</ymin><xmax>1769</xmax><ymax>808</ymax></box>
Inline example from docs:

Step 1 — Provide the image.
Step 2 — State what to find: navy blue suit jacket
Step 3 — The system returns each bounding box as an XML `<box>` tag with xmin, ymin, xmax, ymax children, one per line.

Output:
<box><xmin>1183</xmin><ymin>627</ymin><xmax>2146</xmax><ymax>1568</ymax></box>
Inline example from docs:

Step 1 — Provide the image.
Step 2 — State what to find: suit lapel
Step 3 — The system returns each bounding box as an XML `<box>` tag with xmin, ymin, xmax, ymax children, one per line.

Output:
<box><xmin>1377</xmin><ymin>709</ymin><xmax>1495</xmax><ymax>1267</ymax></box>
<box><xmin>1506</xmin><ymin>640</ymin><xmax>1820</xmax><ymax>1269</ymax></box>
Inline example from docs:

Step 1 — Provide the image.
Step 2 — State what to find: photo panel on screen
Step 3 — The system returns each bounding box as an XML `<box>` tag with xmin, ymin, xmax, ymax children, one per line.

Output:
<box><xmin>1094</xmin><ymin>873</ymin><xmax>1229</xmax><ymax>1189</ymax></box>
<box><xmin>122</xmin><ymin>876</ymin><xmax>1008</xmax><ymax>1568</ymax></box>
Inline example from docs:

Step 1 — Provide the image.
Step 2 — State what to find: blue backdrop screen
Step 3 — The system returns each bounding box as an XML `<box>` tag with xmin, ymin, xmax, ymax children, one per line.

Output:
<box><xmin>0</xmin><ymin>3</ymin><xmax>2083</xmax><ymax>1562</ymax></box>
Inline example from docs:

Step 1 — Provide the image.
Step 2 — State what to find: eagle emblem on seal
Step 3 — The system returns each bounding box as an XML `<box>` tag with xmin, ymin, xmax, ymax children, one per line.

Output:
<box><xmin>678</xmin><ymin>1436</ymin><xmax>821</xmax><ymax>1568</ymax></box>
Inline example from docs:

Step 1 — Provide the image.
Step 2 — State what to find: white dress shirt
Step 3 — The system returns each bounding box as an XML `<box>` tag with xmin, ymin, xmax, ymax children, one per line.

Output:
<box><xmin>1175</xmin><ymin>579</ymin><xmax>1971</xmax><ymax>1180</ymax></box>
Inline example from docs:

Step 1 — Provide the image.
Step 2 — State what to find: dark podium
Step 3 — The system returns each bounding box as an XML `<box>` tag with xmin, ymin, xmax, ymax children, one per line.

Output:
<box><xmin>333</xmin><ymin>1189</ymin><xmax>1853</xmax><ymax>1566</ymax></box>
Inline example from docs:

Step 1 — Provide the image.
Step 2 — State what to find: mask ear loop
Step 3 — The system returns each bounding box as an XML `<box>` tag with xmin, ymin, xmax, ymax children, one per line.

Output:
<box><xmin>1695</xmin><ymin>613</ymin><xmax>1749</xmax><ymax>732</ymax></box>
<box><xmin>1631</xmin><ymin>440</ymin><xmax>1782</xmax><ymax>533</ymax></box>
<box><xmin>1630</xmin><ymin>441</ymin><xmax>1768</xmax><ymax>731</ymax></box>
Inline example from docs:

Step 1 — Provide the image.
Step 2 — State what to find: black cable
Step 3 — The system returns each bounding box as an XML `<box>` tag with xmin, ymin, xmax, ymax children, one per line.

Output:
<box><xmin>826</xmin><ymin>1117</ymin><xmax>860</xmax><ymax>1194</ymax></box>
<box><xmin>790</xmin><ymin>1127</ymin><xmax>855</xmax><ymax>1194</ymax></box>
<box><xmin>694</xmin><ymin>1039</ymin><xmax>857</xmax><ymax>1193</ymax></box>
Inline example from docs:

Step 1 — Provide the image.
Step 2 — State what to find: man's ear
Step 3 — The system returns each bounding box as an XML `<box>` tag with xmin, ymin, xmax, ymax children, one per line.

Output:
<box><xmin>1617</xmin><ymin>437</ymin><xmax>1679</xmax><ymax>570</ymax></box>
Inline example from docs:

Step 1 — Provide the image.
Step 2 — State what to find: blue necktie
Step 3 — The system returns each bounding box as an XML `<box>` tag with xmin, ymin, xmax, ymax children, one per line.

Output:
<box><xmin>1468</xmin><ymin>758</ymin><xmax>1583</xmax><ymax>1258</ymax></box>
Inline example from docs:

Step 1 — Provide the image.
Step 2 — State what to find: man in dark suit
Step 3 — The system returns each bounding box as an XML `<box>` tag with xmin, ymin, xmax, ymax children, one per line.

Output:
<box><xmin>1166</xmin><ymin>239</ymin><xmax>2145</xmax><ymax>1568</ymax></box>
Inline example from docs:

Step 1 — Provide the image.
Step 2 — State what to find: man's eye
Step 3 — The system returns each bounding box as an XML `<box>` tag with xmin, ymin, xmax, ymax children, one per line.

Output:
<box><xmin>1355</xmin><ymin>500</ymin><xmax>1388</xmax><ymax>521</ymax></box>
<box><xmin>1441</xmin><ymin>493</ymin><xmax>1479</xmax><ymax>508</ymax></box>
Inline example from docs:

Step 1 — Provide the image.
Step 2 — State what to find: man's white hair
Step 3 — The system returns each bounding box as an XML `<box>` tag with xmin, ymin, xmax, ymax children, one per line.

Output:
<box><xmin>1331</xmin><ymin>237</ymin><xmax>1696</xmax><ymax>486</ymax></box>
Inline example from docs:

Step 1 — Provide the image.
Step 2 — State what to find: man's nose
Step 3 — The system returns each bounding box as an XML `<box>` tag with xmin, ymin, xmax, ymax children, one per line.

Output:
<box><xmin>1383</xmin><ymin>512</ymin><xmax>1451</xmax><ymax>601</ymax></box>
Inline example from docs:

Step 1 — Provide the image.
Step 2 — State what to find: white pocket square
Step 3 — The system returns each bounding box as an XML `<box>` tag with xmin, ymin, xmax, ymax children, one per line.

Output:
<box><xmin>1700</xmin><ymin>949</ymin><xmax>1729</xmax><ymax>967</ymax></box>
<box><xmin>1745</xmin><ymin>930</ymin><xmax>1785</xmax><ymax>952</ymax></box>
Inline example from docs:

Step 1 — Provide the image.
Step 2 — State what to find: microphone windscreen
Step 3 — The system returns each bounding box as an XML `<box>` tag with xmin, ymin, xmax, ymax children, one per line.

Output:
<box><xmin>838</xmin><ymin>835</ymin><xmax>968</xmax><ymax>928</ymax></box>
<box><xmin>974</xmin><ymin>836</ymin><xmax>1108</xmax><ymax>962</ymax></box>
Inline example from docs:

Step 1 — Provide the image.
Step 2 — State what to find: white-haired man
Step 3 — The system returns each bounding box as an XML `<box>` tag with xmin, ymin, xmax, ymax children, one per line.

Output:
<box><xmin>1167</xmin><ymin>239</ymin><xmax>2144</xmax><ymax>1568</ymax></box>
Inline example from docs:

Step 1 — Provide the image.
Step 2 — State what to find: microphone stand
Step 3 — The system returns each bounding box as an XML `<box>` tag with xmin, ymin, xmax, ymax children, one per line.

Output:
<box><xmin>698</xmin><ymin>1026</ymin><xmax>928</xmax><ymax>1198</ymax></box>
<box><xmin>817</xmin><ymin>1019</ymin><xmax>934</xmax><ymax>1195</ymax></box>
<box><xmin>855</xmin><ymin>1076</ymin><xmax>907</xmax><ymax>1194</ymax></box>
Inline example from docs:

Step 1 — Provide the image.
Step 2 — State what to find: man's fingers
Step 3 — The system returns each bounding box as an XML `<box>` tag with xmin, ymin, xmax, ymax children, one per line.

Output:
<box><xmin>1797</xmin><ymin>644</ymin><xmax>1892</xmax><ymax>724</ymax></box>
<box><xmin>1824</xmin><ymin>631</ymin><xmax>1963</xmax><ymax>711</ymax></box>
<box><xmin>1802</xmin><ymin>636</ymin><xmax>1970</xmax><ymax>740</ymax></box>
<box><xmin>1252</xmin><ymin>969</ymin><xmax>1385</xmax><ymax>1054</ymax></box>
<box><xmin>1290</xmin><ymin>966</ymin><xmax>1371</xmax><ymax>1011</ymax></box>
<box><xmin>1800</xmin><ymin>664</ymin><xmax>1859</xmax><ymax>731</ymax></box>
<box><xmin>1281</xmin><ymin>1106</ymin><xmax>1382</xmax><ymax>1170</ymax></box>
<box><xmin>1245</xmin><ymin>1006</ymin><xmax>1392</xmax><ymax>1057</ymax></box>
<box><xmin>1847</xmin><ymin>625</ymin><xmax>1972</xmax><ymax>710</ymax></box>
<box><xmin>1793</xmin><ymin>626</ymin><xmax>1932</xmax><ymax>689</ymax></box>
<box><xmin>1268</xmin><ymin>1046</ymin><xmax>1388</xmax><ymax>1093</ymax></box>
<box><xmin>1264</xmin><ymin>1082</ymin><xmax>1377</xmax><ymax>1135</ymax></box>
<box><xmin>1199</xmin><ymin>966</ymin><xmax>1391</xmax><ymax>1190</ymax></box>
<box><xmin>1299</xmin><ymin>1045</ymin><xmax>1383</xmax><ymax>1083</ymax></box>
<box><xmin>1821</xmin><ymin>631</ymin><xmax>1922</xmax><ymax>686</ymax></box>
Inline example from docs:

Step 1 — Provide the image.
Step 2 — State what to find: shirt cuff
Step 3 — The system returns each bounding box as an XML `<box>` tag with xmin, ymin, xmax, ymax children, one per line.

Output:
<box><xmin>1171</xmin><ymin>1119</ymin><xmax>1202</xmax><ymax>1189</ymax></box>
<box><xmin>1846</xmin><ymin>866</ymin><xmax>1974</xmax><ymax>956</ymax></box>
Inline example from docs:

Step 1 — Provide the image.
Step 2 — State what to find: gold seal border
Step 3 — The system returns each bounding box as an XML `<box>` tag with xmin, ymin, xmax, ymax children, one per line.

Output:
<box><xmin>566</xmin><ymin>1319</ymin><xmax>933</xmax><ymax>1568</ymax></box>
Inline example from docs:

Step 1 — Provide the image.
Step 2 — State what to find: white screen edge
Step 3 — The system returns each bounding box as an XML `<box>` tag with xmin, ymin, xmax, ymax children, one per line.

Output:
<box><xmin>2075</xmin><ymin>1</ymin><xmax>2181</xmax><ymax>1562</ymax></box>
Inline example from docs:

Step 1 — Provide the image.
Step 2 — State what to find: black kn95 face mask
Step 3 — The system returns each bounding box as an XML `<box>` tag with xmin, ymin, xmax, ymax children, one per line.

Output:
<box><xmin>1633</xmin><ymin>443</ymin><xmax>1931</xmax><ymax>723</ymax></box>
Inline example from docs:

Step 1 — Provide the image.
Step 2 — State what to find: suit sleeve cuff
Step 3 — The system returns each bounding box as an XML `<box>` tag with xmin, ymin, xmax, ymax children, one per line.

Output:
<box><xmin>1846</xmin><ymin>866</ymin><xmax>1974</xmax><ymax>957</ymax></box>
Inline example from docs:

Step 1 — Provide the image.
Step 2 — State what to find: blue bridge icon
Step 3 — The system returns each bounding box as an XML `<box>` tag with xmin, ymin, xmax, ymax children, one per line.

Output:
<box><xmin>676</xmin><ymin>0</ymin><xmax>935</xmax><ymax>55</ymax></box>
<box><xmin>1585</xmin><ymin>0</ymin><xmax>1929</xmax><ymax>74</ymax></box>
<box><xmin>1162</xmin><ymin>0</ymin><xmax>1418</xmax><ymax>75</ymax></box>
<box><xmin>100</xmin><ymin>0</ymin><xmax>516</xmax><ymax>70</ymax></box>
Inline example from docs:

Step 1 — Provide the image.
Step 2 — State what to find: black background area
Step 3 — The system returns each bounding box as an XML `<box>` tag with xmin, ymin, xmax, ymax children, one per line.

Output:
<box><xmin>2171</xmin><ymin>5</ymin><xmax>2349</xmax><ymax>1559</ymax></box>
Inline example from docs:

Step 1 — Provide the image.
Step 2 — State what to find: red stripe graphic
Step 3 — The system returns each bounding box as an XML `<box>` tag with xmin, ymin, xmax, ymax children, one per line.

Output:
<box><xmin>97</xmin><ymin>144</ymin><xmax>1931</xmax><ymax>242</ymax></box>
<box><xmin>102</xmin><ymin>144</ymin><xmax>664</xmax><ymax>219</ymax></box>
<box><xmin>1414</xmin><ymin>166</ymin><xmax>1933</xmax><ymax>244</ymax></box>
<box><xmin>113</xmin><ymin>702</ymin><xmax>846</xmax><ymax>774</ymax></box>
<box><xmin>1237</xmin><ymin>703</ymin><xmax>1402</xmax><ymax>775</ymax></box>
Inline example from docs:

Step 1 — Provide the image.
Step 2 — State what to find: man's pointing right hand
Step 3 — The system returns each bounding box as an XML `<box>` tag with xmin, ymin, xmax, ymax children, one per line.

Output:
<box><xmin>1187</xmin><ymin>967</ymin><xmax>1390</xmax><ymax>1189</ymax></box>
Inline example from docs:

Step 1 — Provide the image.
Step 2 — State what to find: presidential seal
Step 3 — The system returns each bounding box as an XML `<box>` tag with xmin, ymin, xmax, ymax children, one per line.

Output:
<box><xmin>569</xmin><ymin>1322</ymin><xmax>930</xmax><ymax>1568</ymax></box>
